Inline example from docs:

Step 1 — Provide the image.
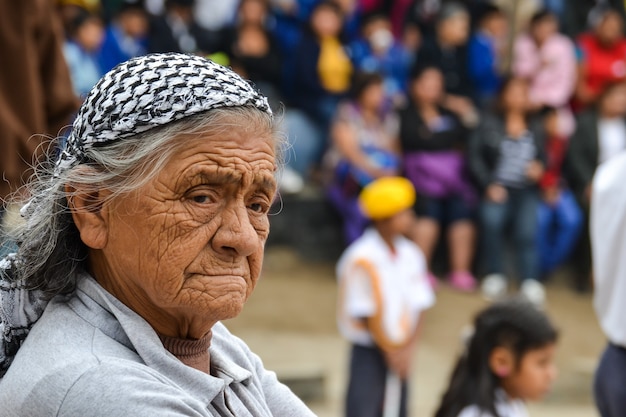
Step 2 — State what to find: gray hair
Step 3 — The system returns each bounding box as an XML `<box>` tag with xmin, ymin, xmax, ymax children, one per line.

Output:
<box><xmin>9</xmin><ymin>106</ymin><xmax>284</xmax><ymax>299</ymax></box>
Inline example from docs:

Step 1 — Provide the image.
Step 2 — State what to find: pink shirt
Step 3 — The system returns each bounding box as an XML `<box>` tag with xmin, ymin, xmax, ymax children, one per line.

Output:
<box><xmin>513</xmin><ymin>33</ymin><xmax>577</xmax><ymax>136</ymax></box>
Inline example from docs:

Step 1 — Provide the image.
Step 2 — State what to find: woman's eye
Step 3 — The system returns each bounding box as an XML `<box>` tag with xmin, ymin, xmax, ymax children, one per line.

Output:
<box><xmin>249</xmin><ymin>203</ymin><xmax>265</xmax><ymax>213</ymax></box>
<box><xmin>192</xmin><ymin>195</ymin><xmax>211</xmax><ymax>204</ymax></box>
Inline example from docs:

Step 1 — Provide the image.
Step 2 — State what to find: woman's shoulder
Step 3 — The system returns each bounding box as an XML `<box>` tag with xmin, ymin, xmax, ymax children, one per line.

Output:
<box><xmin>210</xmin><ymin>323</ymin><xmax>316</xmax><ymax>416</ymax></box>
<box><xmin>0</xmin><ymin>306</ymin><xmax>165</xmax><ymax>415</ymax></box>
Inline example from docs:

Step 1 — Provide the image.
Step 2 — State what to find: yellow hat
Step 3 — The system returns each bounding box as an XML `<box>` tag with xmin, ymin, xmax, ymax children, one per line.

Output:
<box><xmin>359</xmin><ymin>177</ymin><xmax>416</xmax><ymax>220</ymax></box>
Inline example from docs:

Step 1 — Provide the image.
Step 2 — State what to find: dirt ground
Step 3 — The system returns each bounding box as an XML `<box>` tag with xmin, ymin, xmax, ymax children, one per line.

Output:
<box><xmin>226</xmin><ymin>247</ymin><xmax>605</xmax><ymax>417</ymax></box>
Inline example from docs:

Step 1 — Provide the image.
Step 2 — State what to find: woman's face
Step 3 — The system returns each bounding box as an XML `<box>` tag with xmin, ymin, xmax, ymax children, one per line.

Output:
<box><xmin>411</xmin><ymin>68</ymin><xmax>444</xmax><ymax>104</ymax></box>
<box><xmin>439</xmin><ymin>13</ymin><xmax>470</xmax><ymax>46</ymax></box>
<box><xmin>311</xmin><ymin>6</ymin><xmax>342</xmax><ymax>38</ymax></box>
<box><xmin>90</xmin><ymin>125</ymin><xmax>277</xmax><ymax>339</ymax></box>
<box><xmin>239</xmin><ymin>0</ymin><xmax>267</xmax><ymax>26</ymax></box>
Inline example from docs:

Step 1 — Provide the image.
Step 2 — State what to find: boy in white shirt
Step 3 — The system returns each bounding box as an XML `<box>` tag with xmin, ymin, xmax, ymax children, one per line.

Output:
<box><xmin>337</xmin><ymin>177</ymin><xmax>435</xmax><ymax>417</ymax></box>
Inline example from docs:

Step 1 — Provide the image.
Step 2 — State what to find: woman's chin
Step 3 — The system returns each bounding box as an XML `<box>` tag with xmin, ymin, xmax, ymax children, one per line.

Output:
<box><xmin>202</xmin><ymin>290</ymin><xmax>249</xmax><ymax>322</ymax></box>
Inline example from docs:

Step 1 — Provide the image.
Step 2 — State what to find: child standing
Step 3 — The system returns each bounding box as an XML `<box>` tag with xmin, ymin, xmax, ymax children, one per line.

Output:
<box><xmin>434</xmin><ymin>298</ymin><xmax>558</xmax><ymax>417</ymax></box>
<box><xmin>337</xmin><ymin>177</ymin><xmax>435</xmax><ymax>417</ymax></box>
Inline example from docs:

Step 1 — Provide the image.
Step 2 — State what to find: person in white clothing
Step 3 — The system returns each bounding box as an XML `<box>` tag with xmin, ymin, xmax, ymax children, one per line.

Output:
<box><xmin>337</xmin><ymin>176</ymin><xmax>435</xmax><ymax>417</ymax></box>
<box><xmin>434</xmin><ymin>298</ymin><xmax>558</xmax><ymax>417</ymax></box>
<box><xmin>590</xmin><ymin>150</ymin><xmax>626</xmax><ymax>417</ymax></box>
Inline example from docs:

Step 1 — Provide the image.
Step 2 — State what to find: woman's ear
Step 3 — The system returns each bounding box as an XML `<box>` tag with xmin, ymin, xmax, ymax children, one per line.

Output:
<box><xmin>65</xmin><ymin>178</ymin><xmax>111</xmax><ymax>250</ymax></box>
<box><xmin>489</xmin><ymin>346</ymin><xmax>515</xmax><ymax>378</ymax></box>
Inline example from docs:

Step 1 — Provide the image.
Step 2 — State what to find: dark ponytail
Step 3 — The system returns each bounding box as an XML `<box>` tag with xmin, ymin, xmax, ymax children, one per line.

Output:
<box><xmin>434</xmin><ymin>298</ymin><xmax>558</xmax><ymax>417</ymax></box>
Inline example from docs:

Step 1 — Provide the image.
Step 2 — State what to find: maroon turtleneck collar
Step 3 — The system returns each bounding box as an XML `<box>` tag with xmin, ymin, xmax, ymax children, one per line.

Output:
<box><xmin>158</xmin><ymin>331</ymin><xmax>212</xmax><ymax>374</ymax></box>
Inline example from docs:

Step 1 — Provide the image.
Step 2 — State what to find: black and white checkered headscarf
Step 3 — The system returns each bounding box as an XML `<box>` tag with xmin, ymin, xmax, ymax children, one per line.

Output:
<box><xmin>1</xmin><ymin>53</ymin><xmax>272</xmax><ymax>378</ymax></box>
<box><xmin>56</xmin><ymin>52</ymin><xmax>272</xmax><ymax>174</ymax></box>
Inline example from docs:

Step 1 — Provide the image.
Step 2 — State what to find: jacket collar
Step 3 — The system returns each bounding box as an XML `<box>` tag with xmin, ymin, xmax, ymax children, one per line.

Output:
<box><xmin>73</xmin><ymin>275</ymin><xmax>252</xmax><ymax>406</ymax></box>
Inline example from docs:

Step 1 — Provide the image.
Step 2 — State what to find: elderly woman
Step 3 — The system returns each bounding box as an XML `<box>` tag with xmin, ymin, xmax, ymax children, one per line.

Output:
<box><xmin>0</xmin><ymin>53</ymin><xmax>315</xmax><ymax>416</ymax></box>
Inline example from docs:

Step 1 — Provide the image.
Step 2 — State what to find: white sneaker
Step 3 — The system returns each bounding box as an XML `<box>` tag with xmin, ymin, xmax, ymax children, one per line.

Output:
<box><xmin>520</xmin><ymin>279</ymin><xmax>546</xmax><ymax>307</ymax></box>
<box><xmin>481</xmin><ymin>274</ymin><xmax>508</xmax><ymax>301</ymax></box>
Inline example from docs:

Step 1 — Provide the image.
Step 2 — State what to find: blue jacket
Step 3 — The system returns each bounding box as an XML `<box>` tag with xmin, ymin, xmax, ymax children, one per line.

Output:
<box><xmin>468</xmin><ymin>32</ymin><xmax>502</xmax><ymax>103</ymax></box>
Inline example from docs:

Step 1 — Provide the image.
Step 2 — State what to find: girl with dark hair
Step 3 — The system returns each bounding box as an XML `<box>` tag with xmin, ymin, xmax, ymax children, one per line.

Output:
<box><xmin>434</xmin><ymin>298</ymin><xmax>558</xmax><ymax>417</ymax></box>
<box><xmin>468</xmin><ymin>77</ymin><xmax>547</xmax><ymax>305</ymax></box>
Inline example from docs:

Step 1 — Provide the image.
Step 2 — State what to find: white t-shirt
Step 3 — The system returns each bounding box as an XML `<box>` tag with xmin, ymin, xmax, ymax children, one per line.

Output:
<box><xmin>336</xmin><ymin>228</ymin><xmax>435</xmax><ymax>348</ymax></box>
<box><xmin>457</xmin><ymin>390</ymin><xmax>528</xmax><ymax>417</ymax></box>
<box><xmin>591</xmin><ymin>150</ymin><xmax>626</xmax><ymax>347</ymax></box>
<box><xmin>597</xmin><ymin>118</ymin><xmax>626</xmax><ymax>165</ymax></box>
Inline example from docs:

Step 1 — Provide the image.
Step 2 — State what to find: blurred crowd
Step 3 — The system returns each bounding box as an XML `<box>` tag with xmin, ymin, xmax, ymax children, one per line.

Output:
<box><xmin>5</xmin><ymin>0</ymin><xmax>626</xmax><ymax>303</ymax></box>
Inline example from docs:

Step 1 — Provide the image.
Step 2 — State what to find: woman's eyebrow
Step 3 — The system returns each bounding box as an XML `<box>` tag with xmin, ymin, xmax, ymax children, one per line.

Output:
<box><xmin>188</xmin><ymin>170</ymin><xmax>240</xmax><ymax>186</ymax></box>
<box><xmin>185</xmin><ymin>170</ymin><xmax>276</xmax><ymax>192</ymax></box>
<box><xmin>253</xmin><ymin>176</ymin><xmax>277</xmax><ymax>192</ymax></box>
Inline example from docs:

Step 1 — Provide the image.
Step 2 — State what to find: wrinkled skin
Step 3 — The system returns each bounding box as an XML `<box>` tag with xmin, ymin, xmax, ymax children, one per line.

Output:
<box><xmin>70</xmin><ymin>127</ymin><xmax>277</xmax><ymax>339</ymax></box>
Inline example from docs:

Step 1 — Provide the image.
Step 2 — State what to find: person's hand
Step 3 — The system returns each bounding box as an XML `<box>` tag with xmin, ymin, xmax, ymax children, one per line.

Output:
<box><xmin>444</xmin><ymin>95</ymin><xmax>479</xmax><ymax>127</ymax></box>
<box><xmin>444</xmin><ymin>95</ymin><xmax>473</xmax><ymax>115</ymax></box>
<box><xmin>384</xmin><ymin>343</ymin><xmax>414</xmax><ymax>380</ymax></box>
<box><xmin>542</xmin><ymin>186</ymin><xmax>561</xmax><ymax>206</ymax></box>
<box><xmin>367</xmin><ymin>166</ymin><xmax>397</xmax><ymax>179</ymax></box>
<box><xmin>486</xmin><ymin>184</ymin><xmax>508</xmax><ymax>203</ymax></box>
<box><xmin>526</xmin><ymin>160</ymin><xmax>544</xmax><ymax>183</ymax></box>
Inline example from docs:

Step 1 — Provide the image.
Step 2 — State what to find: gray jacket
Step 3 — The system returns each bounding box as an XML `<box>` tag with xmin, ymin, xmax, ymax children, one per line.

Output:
<box><xmin>0</xmin><ymin>276</ymin><xmax>316</xmax><ymax>416</ymax></box>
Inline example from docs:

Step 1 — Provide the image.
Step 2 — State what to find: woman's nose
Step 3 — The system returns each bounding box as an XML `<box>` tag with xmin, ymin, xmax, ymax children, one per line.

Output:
<box><xmin>211</xmin><ymin>202</ymin><xmax>259</xmax><ymax>258</ymax></box>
